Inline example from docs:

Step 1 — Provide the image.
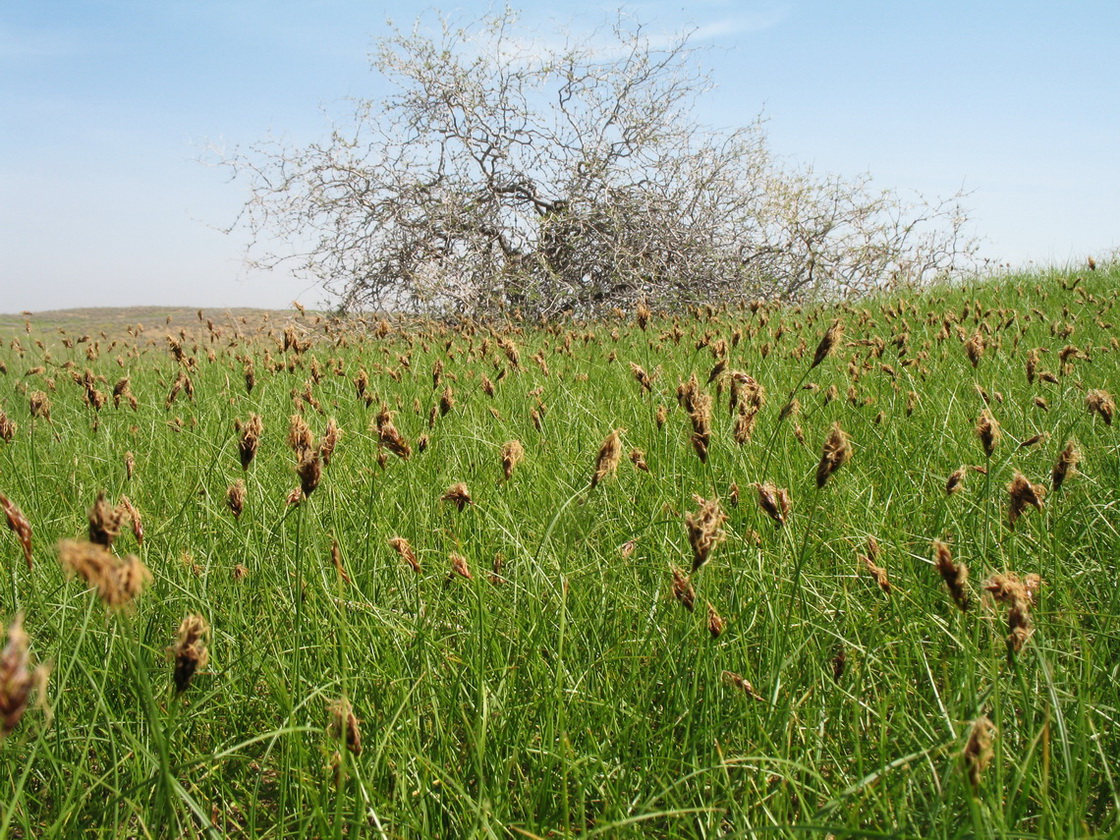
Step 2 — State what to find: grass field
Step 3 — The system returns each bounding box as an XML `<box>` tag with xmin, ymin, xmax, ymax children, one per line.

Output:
<box><xmin>0</xmin><ymin>268</ymin><xmax>1118</xmax><ymax>838</ymax></box>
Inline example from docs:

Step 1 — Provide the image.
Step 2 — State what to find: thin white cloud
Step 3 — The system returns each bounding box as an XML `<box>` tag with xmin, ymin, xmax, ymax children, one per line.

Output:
<box><xmin>473</xmin><ymin>1</ymin><xmax>791</xmax><ymax>66</ymax></box>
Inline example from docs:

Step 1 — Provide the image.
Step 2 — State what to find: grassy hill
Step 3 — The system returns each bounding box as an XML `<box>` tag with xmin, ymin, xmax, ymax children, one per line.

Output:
<box><xmin>0</xmin><ymin>268</ymin><xmax>1117</xmax><ymax>838</ymax></box>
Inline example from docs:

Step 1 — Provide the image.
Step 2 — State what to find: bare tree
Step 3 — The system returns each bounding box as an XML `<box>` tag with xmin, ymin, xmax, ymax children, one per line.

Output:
<box><xmin>221</xmin><ymin>9</ymin><xmax>977</xmax><ymax>317</ymax></box>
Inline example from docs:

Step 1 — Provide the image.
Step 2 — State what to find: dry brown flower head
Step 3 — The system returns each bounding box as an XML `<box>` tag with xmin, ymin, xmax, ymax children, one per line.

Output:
<box><xmin>375</xmin><ymin>412</ymin><xmax>412</xmax><ymax>460</ymax></box>
<box><xmin>227</xmin><ymin>480</ymin><xmax>246</xmax><ymax>519</ymax></box>
<box><xmin>0</xmin><ymin>411</ymin><xmax>17</xmax><ymax>443</ymax></box>
<box><xmin>810</xmin><ymin>319</ymin><xmax>844</xmax><ymax>369</ymax></box>
<box><xmin>590</xmin><ymin>429</ymin><xmax>624</xmax><ymax>489</ymax></box>
<box><xmin>388</xmin><ymin>537</ymin><xmax>421</xmax><ymax>573</ymax></box>
<box><xmin>88</xmin><ymin>492</ymin><xmax>124</xmax><ymax>548</ymax></box>
<box><xmin>945</xmin><ymin>466</ymin><xmax>969</xmax><ymax>496</ymax></box>
<box><xmin>297</xmin><ymin>449</ymin><xmax>322</xmax><ymax>496</ymax></box>
<box><xmin>441</xmin><ymin>482</ymin><xmax>472</xmax><ymax>511</ymax></box>
<box><xmin>169</xmin><ymin>613</ymin><xmax>209</xmax><ymax>693</ymax></box>
<box><xmin>1007</xmin><ymin>471</ymin><xmax>1045</xmax><ymax>528</ymax></box>
<box><xmin>287</xmin><ymin>414</ymin><xmax>314</xmax><ymax>458</ymax></box>
<box><xmin>0</xmin><ymin>613</ymin><xmax>49</xmax><ymax>738</ymax></box>
<box><xmin>330</xmin><ymin>540</ymin><xmax>351</xmax><ymax>585</ymax></box>
<box><xmin>629</xmin><ymin>448</ymin><xmax>649</xmax><ymax>473</ymax></box>
<box><xmin>58</xmin><ymin>539</ymin><xmax>152</xmax><ymax>609</ymax></box>
<box><xmin>450</xmin><ymin>552</ymin><xmax>473</xmax><ymax>580</ymax></box>
<box><xmin>327</xmin><ymin>698</ymin><xmax>362</xmax><ymax>756</ymax></box>
<box><xmin>1051</xmin><ymin>440</ymin><xmax>1080</xmax><ymax>491</ymax></box>
<box><xmin>816</xmin><ymin>422</ymin><xmax>853</xmax><ymax>488</ymax></box>
<box><xmin>933</xmin><ymin>539</ymin><xmax>969</xmax><ymax>611</ymax></box>
<box><xmin>861</xmin><ymin>537</ymin><xmax>891</xmax><ymax>593</ymax></box>
<box><xmin>706</xmin><ymin>602</ymin><xmax>726</xmax><ymax>639</ymax></box>
<box><xmin>983</xmin><ymin>572</ymin><xmax>1037</xmax><ymax>658</ymax></box>
<box><xmin>28</xmin><ymin>391</ymin><xmax>51</xmax><ymax>422</ymax></box>
<box><xmin>964</xmin><ymin>330</ymin><xmax>985</xmax><ymax>367</ymax></box>
<box><xmin>721</xmin><ymin>670</ymin><xmax>764</xmax><ymax>701</ymax></box>
<box><xmin>974</xmin><ymin>410</ymin><xmax>1001</xmax><ymax>458</ymax></box>
<box><xmin>629</xmin><ymin>363</ymin><xmax>653</xmax><ymax>393</ymax></box>
<box><xmin>671</xmin><ymin>567</ymin><xmax>695</xmax><ymax>612</ymax></box>
<box><xmin>755</xmin><ymin>482</ymin><xmax>791</xmax><ymax>527</ymax></box>
<box><xmin>117</xmin><ymin>495</ymin><xmax>143</xmax><ymax>545</ymax></box>
<box><xmin>500</xmin><ymin>440</ymin><xmax>524</xmax><ymax>481</ymax></box>
<box><xmin>963</xmin><ymin>715</ymin><xmax>995</xmax><ymax>788</ymax></box>
<box><xmin>685</xmin><ymin>496</ymin><xmax>727</xmax><ymax>573</ymax></box>
<box><xmin>319</xmin><ymin>417</ymin><xmax>342</xmax><ymax>466</ymax></box>
<box><xmin>1</xmin><ymin>493</ymin><xmax>32</xmax><ymax>569</ymax></box>
<box><xmin>1086</xmin><ymin>389</ymin><xmax>1114</xmax><ymax>425</ymax></box>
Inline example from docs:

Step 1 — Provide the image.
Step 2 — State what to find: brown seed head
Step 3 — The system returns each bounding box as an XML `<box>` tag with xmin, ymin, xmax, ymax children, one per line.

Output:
<box><xmin>0</xmin><ymin>411</ymin><xmax>16</xmax><ymax>443</ymax></box>
<box><xmin>778</xmin><ymin>397</ymin><xmax>800</xmax><ymax>423</ymax></box>
<box><xmin>0</xmin><ymin>613</ymin><xmax>47</xmax><ymax>738</ymax></box>
<box><xmin>721</xmin><ymin>670</ymin><xmax>764</xmax><ymax>701</ymax></box>
<box><xmin>58</xmin><ymin>539</ymin><xmax>151</xmax><ymax>609</ymax></box>
<box><xmin>635</xmin><ymin>302</ymin><xmax>652</xmax><ymax>330</ymax></box>
<box><xmin>1086</xmin><ymin>389</ymin><xmax>1114</xmax><ymax>425</ymax></box>
<box><xmin>327</xmin><ymin>698</ymin><xmax>362</xmax><ymax>756</ymax></box>
<box><xmin>297</xmin><ymin>449</ymin><xmax>322</xmax><ymax>496</ymax></box>
<box><xmin>441</xmin><ymin>482</ymin><xmax>472</xmax><ymax>511</ymax></box>
<box><xmin>450</xmin><ymin>552</ymin><xmax>472</xmax><ymax>580</ymax></box>
<box><xmin>755</xmin><ymin>482</ymin><xmax>791</xmax><ymax>527</ymax></box>
<box><xmin>88</xmin><ymin>492</ymin><xmax>124</xmax><ymax>548</ymax></box>
<box><xmin>963</xmin><ymin>715</ymin><xmax>996</xmax><ymax>788</ymax></box>
<box><xmin>629</xmin><ymin>448</ymin><xmax>649</xmax><ymax>472</ymax></box>
<box><xmin>733</xmin><ymin>403</ymin><xmax>760</xmax><ymax>445</ymax></box>
<box><xmin>688</xmin><ymin>395</ymin><xmax>712</xmax><ymax>463</ymax></box>
<box><xmin>676</xmin><ymin>373</ymin><xmax>702</xmax><ymax>414</ymax></box>
<box><xmin>169</xmin><ymin>613</ymin><xmax>209</xmax><ymax>693</ymax></box>
<box><xmin>28</xmin><ymin>391</ymin><xmax>51</xmax><ymax>422</ymax></box>
<box><xmin>387</xmin><ymin>536</ymin><xmax>420</xmax><ymax>573</ymax></box>
<box><xmin>685</xmin><ymin>496</ymin><xmax>727</xmax><ymax>573</ymax></box>
<box><xmin>945</xmin><ymin>466</ymin><xmax>968</xmax><ymax>496</ymax></box>
<box><xmin>439</xmin><ymin>385</ymin><xmax>455</xmax><ymax>416</ymax></box>
<box><xmin>319</xmin><ymin>417</ymin><xmax>341</xmax><ymax>466</ymax></box>
<box><xmin>671</xmin><ymin>567</ymin><xmax>696</xmax><ymax>612</ymax></box>
<box><xmin>933</xmin><ymin>539</ymin><xmax>969</xmax><ymax>611</ymax></box>
<box><xmin>500</xmin><ymin>440</ymin><xmax>524</xmax><ymax>480</ymax></box>
<box><xmin>227</xmin><ymin>480</ymin><xmax>246</xmax><ymax>519</ymax></box>
<box><xmin>1007</xmin><ymin>471</ymin><xmax>1045</xmax><ymax>528</ymax></box>
<box><xmin>816</xmin><ymin>422</ymin><xmax>853</xmax><ymax>488</ymax></box>
<box><xmin>375</xmin><ymin>413</ymin><xmax>412</xmax><ymax>460</ymax></box>
<box><xmin>983</xmin><ymin>572</ymin><xmax>1029</xmax><ymax>606</ymax></box>
<box><xmin>590</xmin><ymin>429</ymin><xmax>624</xmax><ymax>488</ymax></box>
<box><xmin>974</xmin><ymin>409</ymin><xmax>1001</xmax><ymax>458</ymax></box>
<box><xmin>329</xmin><ymin>539</ymin><xmax>350</xmax><ymax>584</ymax></box>
<box><xmin>1051</xmin><ymin>440</ymin><xmax>1080</xmax><ymax>491</ymax></box>
<box><xmin>831</xmin><ymin>646</ymin><xmax>846</xmax><ymax>682</ymax></box>
<box><xmin>1</xmin><ymin>493</ymin><xmax>33</xmax><ymax>569</ymax></box>
<box><xmin>964</xmin><ymin>330</ymin><xmax>985</xmax><ymax>367</ymax></box>
<box><xmin>811</xmin><ymin>319</ymin><xmax>844</xmax><ymax>369</ymax></box>
<box><xmin>629</xmin><ymin>362</ymin><xmax>653</xmax><ymax>393</ymax></box>
<box><xmin>117</xmin><ymin>495</ymin><xmax>143</xmax><ymax>545</ymax></box>
<box><xmin>706</xmin><ymin>602</ymin><xmax>726</xmax><ymax>638</ymax></box>
<box><xmin>287</xmin><ymin>414</ymin><xmax>314</xmax><ymax>457</ymax></box>
<box><xmin>861</xmin><ymin>537</ymin><xmax>891</xmax><ymax>593</ymax></box>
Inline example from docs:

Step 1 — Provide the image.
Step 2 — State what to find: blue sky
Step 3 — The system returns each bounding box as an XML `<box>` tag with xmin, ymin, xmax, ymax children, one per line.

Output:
<box><xmin>2</xmin><ymin>1</ymin><xmax>1117</xmax><ymax>312</ymax></box>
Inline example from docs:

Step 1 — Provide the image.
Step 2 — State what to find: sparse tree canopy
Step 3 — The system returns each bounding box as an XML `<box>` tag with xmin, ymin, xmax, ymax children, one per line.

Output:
<box><xmin>223</xmin><ymin>9</ymin><xmax>977</xmax><ymax>317</ymax></box>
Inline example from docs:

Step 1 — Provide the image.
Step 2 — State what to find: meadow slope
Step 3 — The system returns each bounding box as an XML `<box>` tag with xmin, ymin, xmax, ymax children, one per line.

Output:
<box><xmin>0</xmin><ymin>269</ymin><xmax>1118</xmax><ymax>838</ymax></box>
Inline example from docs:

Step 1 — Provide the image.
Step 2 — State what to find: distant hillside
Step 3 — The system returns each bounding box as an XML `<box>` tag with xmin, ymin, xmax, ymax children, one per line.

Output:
<box><xmin>0</xmin><ymin>306</ymin><xmax>317</xmax><ymax>343</ymax></box>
